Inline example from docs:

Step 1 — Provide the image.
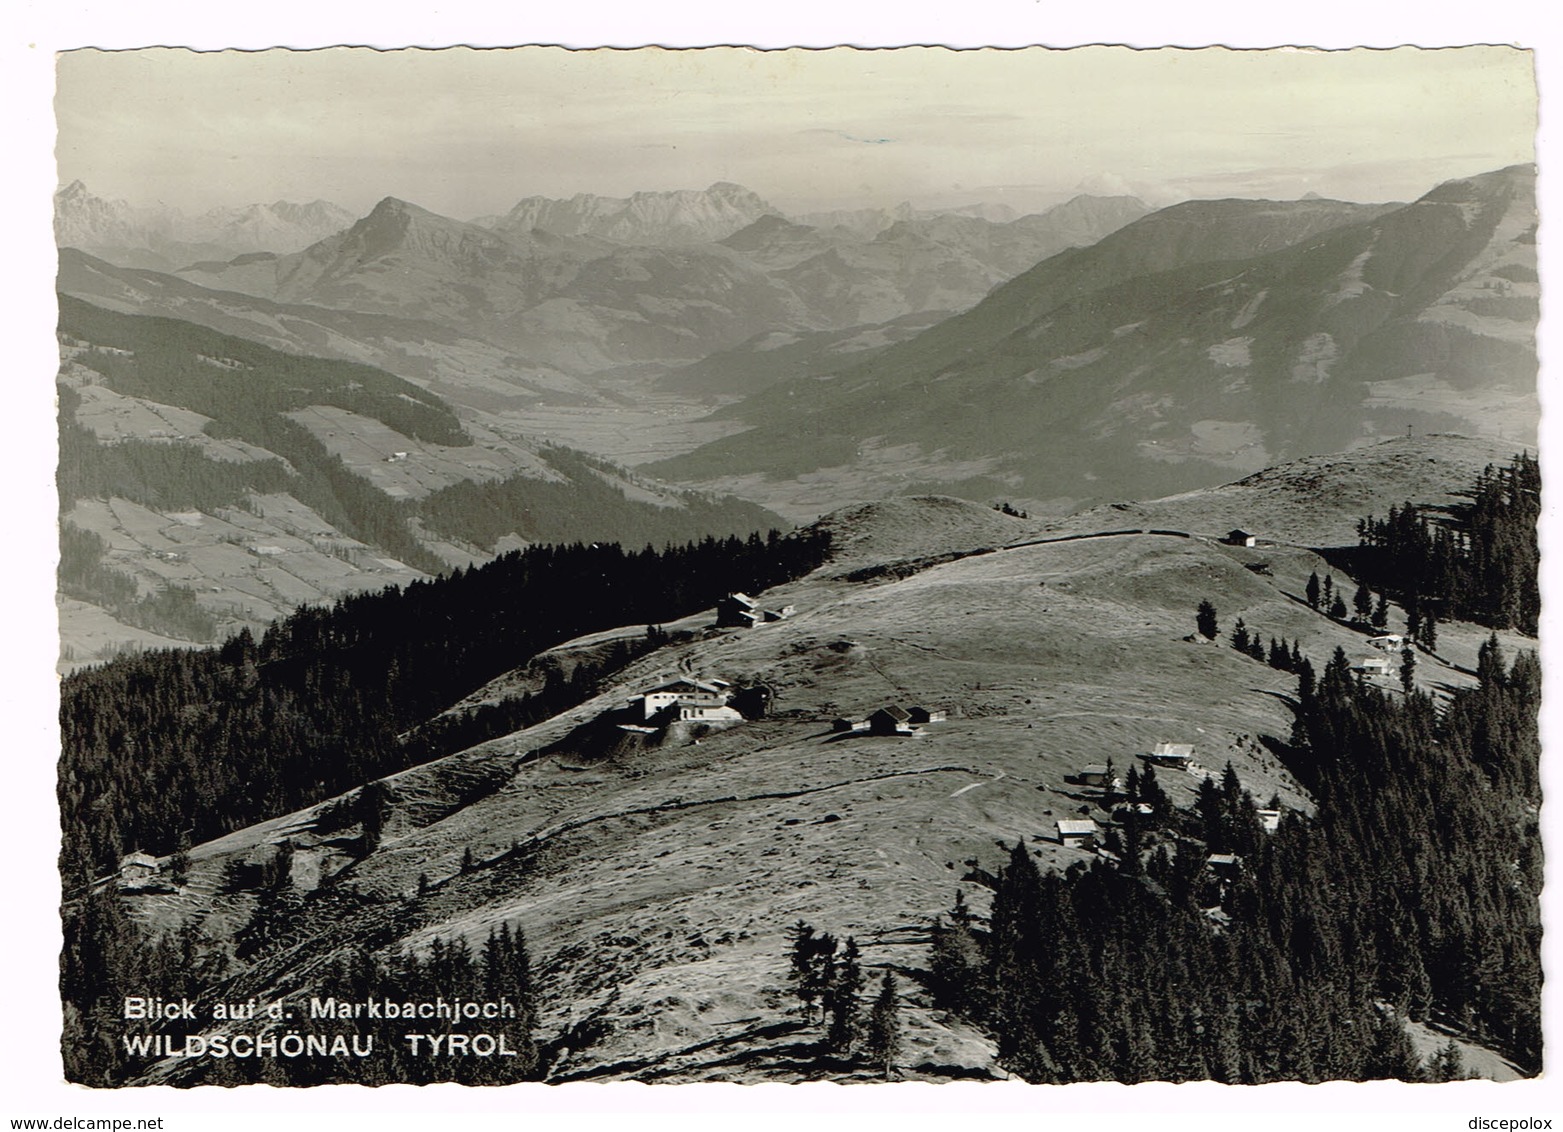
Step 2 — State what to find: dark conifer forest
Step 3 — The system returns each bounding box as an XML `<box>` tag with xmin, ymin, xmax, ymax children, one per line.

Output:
<box><xmin>57</xmin><ymin>296</ymin><xmax>790</xmax><ymax>626</ymax></box>
<box><xmin>59</xmin><ymin>528</ymin><xmax>831</xmax><ymax>883</ymax></box>
<box><xmin>931</xmin><ymin>542</ymin><xmax>1541</xmax><ymax>1083</ymax></box>
<box><xmin>1352</xmin><ymin>453</ymin><xmax>1539</xmax><ymax>635</ymax></box>
<box><xmin>926</xmin><ymin>458</ymin><xmax>1541</xmax><ymax>1082</ymax></box>
<box><xmin>63</xmin><ymin>876</ymin><xmax>544</xmax><ymax>1088</ymax></box>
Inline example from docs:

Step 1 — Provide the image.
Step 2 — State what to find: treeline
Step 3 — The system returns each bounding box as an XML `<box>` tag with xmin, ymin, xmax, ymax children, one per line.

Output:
<box><xmin>59</xmin><ymin>298</ymin><xmax>791</xmax><ymax>582</ymax></box>
<box><xmin>60</xmin><ymin>529</ymin><xmax>832</xmax><ymax>880</ymax></box>
<box><xmin>62</xmin><ymin>880</ymin><xmax>542</xmax><ymax>1087</ymax></box>
<box><xmin>417</xmin><ymin>445</ymin><xmax>786</xmax><ymax>553</ymax></box>
<box><xmin>1354</xmin><ymin>453</ymin><xmax>1539</xmax><ymax>635</ymax></box>
<box><xmin>59</xmin><ymin>523</ymin><xmax>218</xmax><ymax>642</ymax></box>
<box><xmin>59</xmin><ymin>297</ymin><xmax>462</xmax><ymax>573</ymax></box>
<box><xmin>398</xmin><ymin>630</ymin><xmax>668</xmax><ymax>764</ymax></box>
<box><xmin>929</xmin><ymin>640</ymin><xmax>1541</xmax><ymax>1081</ymax></box>
<box><xmin>58</xmin><ymin>398</ymin><xmax>294</xmax><ymax>516</ymax></box>
<box><xmin>60</xmin><ymin>296</ymin><xmax>468</xmax><ymax>449</ymax></box>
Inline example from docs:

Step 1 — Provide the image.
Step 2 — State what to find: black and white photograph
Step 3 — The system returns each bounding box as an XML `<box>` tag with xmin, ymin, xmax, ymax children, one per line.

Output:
<box><xmin>6</xmin><ymin>6</ymin><xmax>1560</xmax><ymax>1128</ymax></box>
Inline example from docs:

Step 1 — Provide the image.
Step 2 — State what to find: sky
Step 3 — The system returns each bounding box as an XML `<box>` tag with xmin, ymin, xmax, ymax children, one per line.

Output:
<box><xmin>55</xmin><ymin>44</ymin><xmax>1537</xmax><ymax>220</ymax></box>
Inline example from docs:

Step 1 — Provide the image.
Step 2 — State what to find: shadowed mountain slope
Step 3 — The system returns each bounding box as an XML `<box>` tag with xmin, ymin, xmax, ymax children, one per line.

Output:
<box><xmin>650</xmin><ymin>170</ymin><xmax>1534</xmax><ymax>507</ymax></box>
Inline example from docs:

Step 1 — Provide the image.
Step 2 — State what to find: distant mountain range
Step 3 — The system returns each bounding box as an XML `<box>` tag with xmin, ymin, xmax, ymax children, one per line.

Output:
<box><xmin>54</xmin><ymin>180</ymin><xmax>358</xmax><ymax>272</ymax></box>
<box><xmin>55</xmin><ymin>168</ymin><xmax>1537</xmax><ymax>661</ymax></box>
<box><xmin>649</xmin><ymin>166</ymin><xmax>1536</xmax><ymax>509</ymax></box>
<box><xmin>479</xmin><ymin>181</ymin><xmax>782</xmax><ymax>244</ymax></box>
<box><xmin>60</xmin><ymin>182</ymin><xmax>1153</xmax><ymax>380</ymax></box>
<box><xmin>56</xmin><ymin>247</ymin><xmax>599</xmax><ymax>408</ymax></box>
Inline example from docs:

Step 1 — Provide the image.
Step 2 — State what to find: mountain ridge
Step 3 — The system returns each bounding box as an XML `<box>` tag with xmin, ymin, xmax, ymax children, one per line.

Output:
<box><xmin>648</xmin><ymin>167</ymin><xmax>1534</xmax><ymax>511</ymax></box>
<box><xmin>55</xmin><ymin>180</ymin><xmax>358</xmax><ymax>270</ymax></box>
<box><xmin>56</xmin><ymin>297</ymin><xmax>788</xmax><ymax>667</ymax></box>
<box><xmin>124</xmin><ymin>187</ymin><xmax>1155</xmax><ymax>378</ymax></box>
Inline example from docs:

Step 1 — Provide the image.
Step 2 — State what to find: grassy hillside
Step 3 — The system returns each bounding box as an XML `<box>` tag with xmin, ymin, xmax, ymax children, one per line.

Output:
<box><xmin>57</xmin><ymin>297</ymin><xmax>793</xmax><ymax>658</ymax></box>
<box><xmin>71</xmin><ymin>444</ymin><xmax>1535</xmax><ymax>1084</ymax></box>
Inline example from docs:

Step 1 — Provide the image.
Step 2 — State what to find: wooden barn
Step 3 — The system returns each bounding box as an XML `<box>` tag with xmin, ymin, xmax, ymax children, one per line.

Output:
<box><xmin>1057</xmin><ymin>819</ymin><xmax>1099</xmax><ymax>850</ymax></box>
<box><xmin>1206</xmin><ymin>853</ymin><xmax>1243</xmax><ymax>880</ymax></box>
<box><xmin>717</xmin><ymin>594</ymin><xmax>796</xmax><ymax>628</ymax></box>
<box><xmin>1078</xmin><ymin>763</ymin><xmax>1118</xmax><ymax>788</ymax></box>
<box><xmin>1144</xmin><ymin>742</ymin><xmax>1194</xmax><ymax>767</ymax></box>
<box><xmin>715</xmin><ymin>593</ymin><xmax>761</xmax><ymax>628</ymax></box>
<box><xmin>117</xmin><ymin>851</ymin><xmax>161</xmax><ymax>889</ymax></box>
<box><xmin>867</xmin><ymin>706</ymin><xmax>916</xmax><ymax>736</ymax></box>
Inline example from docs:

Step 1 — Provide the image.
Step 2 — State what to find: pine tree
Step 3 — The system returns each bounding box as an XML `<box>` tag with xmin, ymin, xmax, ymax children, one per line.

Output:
<box><xmin>950</xmin><ymin>888</ymin><xmax>976</xmax><ymax>929</ymax></box>
<box><xmin>1121</xmin><ymin>809</ymin><xmax>1145</xmax><ymax>876</ymax></box>
<box><xmin>1197</xmin><ymin>775</ymin><xmax>1227</xmax><ymax>852</ymax></box>
<box><xmin>1353</xmin><ymin>583</ymin><xmax>1373</xmax><ymax>623</ymax></box>
<box><xmin>1400</xmin><ymin>647</ymin><xmax>1416</xmax><ymax>695</ymax></box>
<box><xmin>1372</xmin><ymin>593</ymin><xmax>1390</xmax><ymax>630</ymax></box>
<box><xmin>358</xmin><ymin>780</ymin><xmax>391</xmax><ymax>855</ymax></box>
<box><xmin>929</xmin><ymin>893</ymin><xmax>985</xmax><ymax>1017</ymax></box>
<box><xmin>1139</xmin><ymin>764</ymin><xmax>1169</xmax><ymax>825</ymax></box>
<box><xmin>1231</xmin><ymin>618</ymin><xmax>1250</xmax><ymax>653</ymax></box>
<box><xmin>1196</xmin><ymin>600</ymin><xmax>1218</xmax><ymax>640</ymax></box>
<box><xmin>169</xmin><ymin>831</ymin><xmax>191</xmax><ymax>888</ymax></box>
<box><xmin>864</xmin><ymin>971</ymin><xmax>902</xmax><ymax>1080</ymax></box>
<box><xmin>1427</xmin><ymin>1038</ymin><xmax>1466</xmax><ymax>1082</ymax></box>
<box><xmin>806</xmin><ymin>933</ymin><xmax>838</xmax><ymax>1026</ymax></box>
<box><xmin>785</xmin><ymin>920</ymin><xmax>818</xmax><ymax>1022</ymax></box>
<box><xmin>827</xmin><ymin>937</ymin><xmax>865</xmax><ymax>1053</ymax></box>
<box><xmin>786</xmin><ymin>920</ymin><xmax>836</xmax><ymax>1025</ymax></box>
<box><xmin>1329</xmin><ymin>593</ymin><xmax>1349</xmax><ymax>621</ymax></box>
<box><xmin>1306</xmin><ymin>572</ymin><xmax>1321</xmax><ymax>610</ymax></box>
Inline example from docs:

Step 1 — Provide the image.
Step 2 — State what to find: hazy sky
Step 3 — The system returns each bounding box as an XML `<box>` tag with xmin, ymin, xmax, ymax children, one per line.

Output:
<box><xmin>57</xmin><ymin>44</ymin><xmax>1537</xmax><ymax>220</ymax></box>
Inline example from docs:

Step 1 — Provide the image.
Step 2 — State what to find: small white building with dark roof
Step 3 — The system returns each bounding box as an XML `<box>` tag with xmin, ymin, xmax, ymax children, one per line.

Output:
<box><xmin>636</xmin><ymin>678</ymin><xmax>730</xmax><ymax>720</ymax></box>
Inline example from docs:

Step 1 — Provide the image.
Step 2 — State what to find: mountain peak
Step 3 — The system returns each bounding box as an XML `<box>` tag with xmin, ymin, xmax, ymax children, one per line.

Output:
<box><xmin>1418</xmin><ymin>163</ymin><xmax>1535</xmax><ymax>205</ymax></box>
<box><xmin>370</xmin><ymin>196</ymin><xmax>416</xmax><ymax>215</ymax></box>
<box><xmin>498</xmin><ymin>184</ymin><xmax>779</xmax><ymax>244</ymax></box>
